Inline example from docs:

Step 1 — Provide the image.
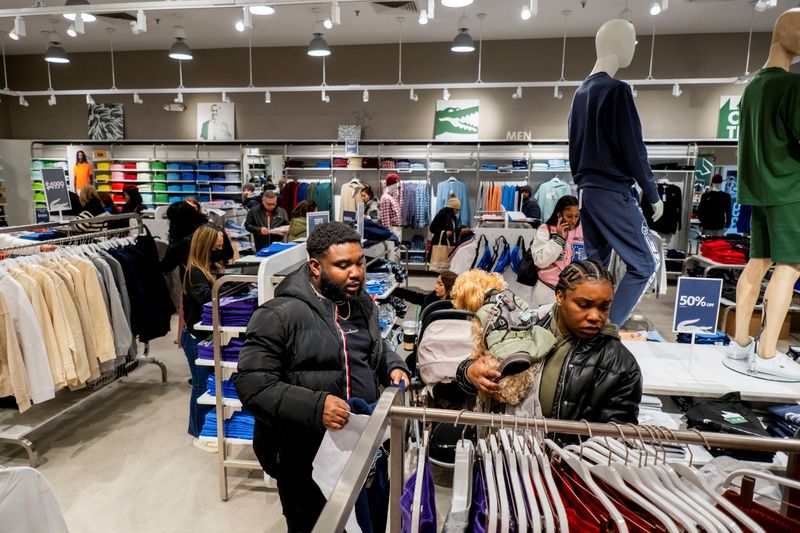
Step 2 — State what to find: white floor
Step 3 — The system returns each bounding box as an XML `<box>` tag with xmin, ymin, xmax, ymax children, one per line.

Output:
<box><xmin>1</xmin><ymin>278</ymin><xmax>797</xmax><ymax>533</ymax></box>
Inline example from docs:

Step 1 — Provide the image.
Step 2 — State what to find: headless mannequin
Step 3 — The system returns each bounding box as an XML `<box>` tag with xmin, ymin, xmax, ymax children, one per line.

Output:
<box><xmin>569</xmin><ymin>19</ymin><xmax>664</xmax><ymax>326</ymax></box>
<box><xmin>733</xmin><ymin>9</ymin><xmax>800</xmax><ymax>363</ymax></box>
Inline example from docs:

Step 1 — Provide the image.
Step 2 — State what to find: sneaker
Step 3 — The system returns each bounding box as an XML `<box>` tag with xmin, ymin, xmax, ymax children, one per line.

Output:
<box><xmin>727</xmin><ymin>338</ymin><xmax>755</xmax><ymax>360</ymax></box>
<box><xmin>748</xmin><ymin>351</ymin><xmax>800</xmax><ymax>380</ymax></box>
<box><xmin>192</xmin><ymin>437</ymin><xmax>219</xmax><ymax>453</ymax></box>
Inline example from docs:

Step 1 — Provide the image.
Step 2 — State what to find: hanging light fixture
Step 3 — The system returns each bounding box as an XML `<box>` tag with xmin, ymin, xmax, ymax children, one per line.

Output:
<box><xmin>45</xmin><ymin>36</ymin><xmax>70</xmax><ymax>64</ymax></box>
<box><xmin>451</xmin><ymin>16</ymin><xmax>475</xmax><ymax>53</ymax></box>
<box><xmin>174</xmin><ymin>92</ymin><xmax>184</xmax><ymax>104</ymax></box>
<box><xmin>512</xmin><ymin>87</ymin><xmax>522</xmax><ymax>99</ymax></box>
<box><xmin>620</xmin><ymin>0</ymin><xmax>633</xmax><ymax>21</ymax></box>
<box><xmin>249</xmin><ymin>5</ymin><xmax>275</xmax><ymax>15</ymax></box>
<box><xmin>265</xmin><ymin>91</ymin><xmax>271</xmax><ymax>103</ymax></box>
<box><xmin>63</xmin><ymin>0</ymin><xmax>97</xmax><ymax>23</ymax></box>
<box><xmin>521</xmin><ymin>1</ymin><xmax>537</xmax><ymax>21</ymax></box>
<box><xmin>321</xmin><ymin>90</ymin><xmax>330</xmax><ymax>103</ymax></box>
<box><xmin>169</xmin><ymin>26</ymin><xmax>193</xmax><ymax>60</ymax></box>
<box><xmin>442</xmin><ymin>0</ymin><xmax>474</xmax><ymax>7</ymax></box>
<box><xmin>10</xmin><ymin>17</ymin><xmax>26</xmax><ymax>41</ymax></box>
<box><xmin>418</xmin><ymin>9</ymin><xmax>429</xmax><ymax>25</ymax></box>
<box><xmin>133</xmin><ymin>92</ymin><xmax>143</xmax><ymax>104</ymax></box>
<box><xmin>308</xmin><ymin>9</ymin><xmax>331</xmax><ymax>57</ymax></box>
<box><xmin>553</xmin><ymin>85</ymin><xmax>563</xmax><ymax>99</ymax></box>
<box><xmin>649</xmin><ymin>0</ymin><xmax>668</xmax><ymax>16</ymax></box>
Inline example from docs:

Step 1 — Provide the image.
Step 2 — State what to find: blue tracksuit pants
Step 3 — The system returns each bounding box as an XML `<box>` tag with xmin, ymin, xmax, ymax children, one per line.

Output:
<box><xmin>579</xmin><ymin>187</ymin><xmax>660</xmax><ymax>326</ymax></box>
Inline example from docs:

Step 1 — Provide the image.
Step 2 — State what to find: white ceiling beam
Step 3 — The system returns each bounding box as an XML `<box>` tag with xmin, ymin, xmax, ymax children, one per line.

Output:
<box><xmin>0</xmin><ymin>77</ymin><xmax>738</xmax><ymax>97</ymax></box>
<box><xmin>0</xmin><ymin>0</ymin><xmax>364</xmax><ymax>19</ymax></box>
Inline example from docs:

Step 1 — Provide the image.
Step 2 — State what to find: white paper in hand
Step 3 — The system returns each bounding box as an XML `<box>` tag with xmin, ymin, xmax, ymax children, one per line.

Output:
<box><xmin>312</xmin><ymin>412</ymin><xmax>370</xmax><ymax>533</ymax></box>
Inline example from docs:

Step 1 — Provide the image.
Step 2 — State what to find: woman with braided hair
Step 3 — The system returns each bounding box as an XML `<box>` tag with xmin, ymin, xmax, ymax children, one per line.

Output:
<box><xmin>457</xmin><ymin>260</ymin><xmax>642</xmax><ymax>424</ymax></box>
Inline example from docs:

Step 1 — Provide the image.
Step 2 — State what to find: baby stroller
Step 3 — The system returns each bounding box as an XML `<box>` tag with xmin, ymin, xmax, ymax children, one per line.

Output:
<box><xmin>407</xmin><ymin>300</ymin><xmax>477</xmax><ymax>467</ymax></box>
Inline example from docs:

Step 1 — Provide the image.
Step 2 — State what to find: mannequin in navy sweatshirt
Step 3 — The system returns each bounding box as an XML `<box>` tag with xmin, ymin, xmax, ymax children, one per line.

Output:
<box><xmin>568</xmin><ymin>19</ymin><xmax>663</xmax><ymax>326</ymax></box>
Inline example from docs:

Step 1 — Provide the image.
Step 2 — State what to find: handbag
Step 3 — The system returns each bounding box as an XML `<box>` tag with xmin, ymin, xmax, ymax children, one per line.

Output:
<box><xmin>429</xmin><ymin>233</ymin><xmax>453</xmax><ymax>273</ymax></box>
<box><xmin>474</xmin><ymin>235</ymin><xmax>494</xmax><ymax>271</ymax></box>
<box><xmin>492</xmin><ymin>237</ymin><xmax>512</xmax><ymax>273</ymax></box>
<box><xmin>516</xmin><ymin>239</ymin><xmax>539</xmax><ymax>286</ymax></box>
<box><xmin>510</xmin><ymin>235</ymin><xmax>525</xmax><ymax>274</ymax></box>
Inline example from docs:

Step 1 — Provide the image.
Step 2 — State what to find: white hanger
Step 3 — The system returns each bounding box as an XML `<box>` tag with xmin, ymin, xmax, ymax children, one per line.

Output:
<box><xmin>410</xmin><ymin>428</ymin><xmax>429</xmax><ymax>533</ymax></box>
<box><xmin>543</xmin><ymin>438</ymin><xmax>629</xmax><ymax>533</ymax></box>
<box><xmin>489</xmin><ymin>434</ymin><xmax>511</xmax><ymax>533</ymax></box>
<box><xmin>527</xmin><ymin>424</ymin><xmax>567</xmax><ymax>532</ymax></box>
<box><xmin>448</xmin><ymin>176</ymin><xmax>457</xmax><ymax>182</ymax></box>
<box><xmin>499</xmin><ymin>430</ymin><xmax>530</xmax><ymax>533</ymax></box>
<box><xmin>478</xmin><ymin>439</ymin><xmax>498</xmax><ymax>533</ymax></box>
<box><xmin>513</xmin><ymin>433</ymin><xmax>546</xmax><ymax>533</ymax></box>
<box><xmin>450</xmin><ymin>438</ymin><xmax>474</xmax><ymax>515</ymax></box>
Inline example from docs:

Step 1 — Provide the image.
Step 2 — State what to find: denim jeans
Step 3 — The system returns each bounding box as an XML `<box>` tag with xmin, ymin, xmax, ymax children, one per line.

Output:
<box><xmin>181</xmin><ymin>329</ymin><xmax>213</xmax><ymax>437</ymax></box>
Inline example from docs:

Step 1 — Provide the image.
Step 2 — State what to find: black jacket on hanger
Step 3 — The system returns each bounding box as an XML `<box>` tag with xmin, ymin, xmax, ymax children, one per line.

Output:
<box><xmin>697</xmin><ymin>189</ymin><xmax>732</xmax><ymax>231</ymax></box>
<box><xmin>642</xmin><ymin>182</ymin><xmax>683</xmax><ymax>235</ymax></box>
<box><xmin>233</xmin><ymin>264</ymin><xmax>409</xmax><ymax>476</ymax></box>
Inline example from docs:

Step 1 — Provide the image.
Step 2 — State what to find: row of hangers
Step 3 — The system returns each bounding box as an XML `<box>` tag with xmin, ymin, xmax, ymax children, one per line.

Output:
<box><xmin>0</xmin><ymin>234</ymin><xmax>136</xmax><ymax>269</ymax></box>
<box><xmin>408</xmin><ymin>409</ymin><xmax>767</xmax><ymax>533</ymax></box>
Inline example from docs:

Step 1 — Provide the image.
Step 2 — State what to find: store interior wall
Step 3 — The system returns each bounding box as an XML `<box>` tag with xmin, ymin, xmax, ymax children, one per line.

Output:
<box><xmin>0</xmin><ymin>31</ymin><xmax>773</xmax><ymax>141</ymax></box>
<box><xmin>0</xmin><ymin>138</ymin><xmax>36</xmax><ymax>225</ymax></box>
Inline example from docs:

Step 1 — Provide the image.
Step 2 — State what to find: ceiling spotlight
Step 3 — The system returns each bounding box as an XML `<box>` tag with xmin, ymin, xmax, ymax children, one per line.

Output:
<box><xmin>235</xmin><ymin>20</ymin><xmax>245</xmax><ymax>32</ymax></box>
<box><xmin>521</xmin><ymin>5</ymin><xmax>532</xmax><ymax>21</ymax></box>
<box><xmin>63</xmin><ymin>0</ymin><xmax>97</xmax><ymax>22</ymax></box>
<box><xmin>45</xmin><ymin>40</ymin><xmax>70</xmax><ymax>64</ymax></box>
<box><xmin>242</xmin><ymin>6</ymin><xmax>253</xmax><ymax>31</ymax></box>
<box><xmin>321</xmin><ymin>90</ymin><xmax>330</xmax><ymax>103</ymax></box>
<box><xmin>521</xmin><ymin>1</ymin><xmax>537</xmax><ymax>21</ymax></box>
<box><xmin>169</xmin><ymin>26</ymin><xmax>193</xmax><ymax>60</ymax></box>
<box><xmin>323</xmin><ymin>17</ymin><xmax>334</xmax><ymax>30</ymax></box>
<box><xmin>362</xmin><ymin>89</ymin><xmax>369</xmax><ymax>103</ymax></box>
<box><xmin>451</xmin><ymin>16</ymin><xmax>475</xmax><ymax>53</ymax></box>
<box><xmin>442</xmin><ymin>0</ymin><xmax>474</xmax><ymax>7</ymax></box>
<box><xmin>11</xmin><ymin>16</ymin><xmax>26</xmax><ymax>40</ymax></box>
<box><xmin>175</xmin><ymin>92</ymin><xmax>184</xmax><ymax>104</ymax></box>
<box><xmin>649</xmin><ymin>0</ymin><xmax>668</xmax><ymax>16</ymax></box>
<box><xmin>249</xmin><ymin>5</ymin><xmax>275</xmax><ymax>15</ymax></box>
<box><xmin>133</xmin><ymin>92</ymin><xmax>143</xmax><ymax>104</ymax></box>
<box><xmin>443</xmin><ymin>88</ymin><xmax>450</xmax><ymax>101</ymax></box>
<box><xmin>18</xmin><ymin>95</ymin><xmax>28</xmax><ymax>107</ymax></box>
<box><xmin>86</xmin><ymin>94</ymin><xmax>95</xmax><ymax>105</ymax></box>
<box><xmin>419</xmin><ymin>9</ymin><xmax>429</xmax><ymax>25</ymax></box>
<box><xmin>221</xmin><ymin>92</ymin><xmax>230</xmax><ymax>103</ymax></box>
<box><xmin>265</xmin><ymin>91</ymin><xmax>271</xmax><ymax>103</ymax></box>
<box><xmin>512</xmin><ymin>87</ymin><xmax>523</xmax><ymax>99</ymax></box>
<box><xmin>553</xmin><ymin>85</ymin><xmax>563</xmax><ymax>99</ymax></box>
<box><xmin>754</xmin><ymin>0</ymin><xmax>777</xmax><ymax>12</ymax></box>
<box><xmin>308</xmin><ymin>33</ymin><xmax>331</xmax><ymax>57</ymax></box>
<box><xmin>136</xmin><ymin>10</ymin><xmax>147</xmax><ymax>32</ymax></box>
<box><xmin>48</xmin><ymin>94</ymin><xmax>57</xmax><ymax>106</ymax></box>
<box><xmin>672</xmin><ymin>83</ymin><xmax>682</xmax><ymax>98</ymax></box>
<box><xmin>331</xmin><ymin>1</ymin><xmax>341</xmax><ymax>25</ymax></box>
<box><xmin>409</xmin><ymin>88</ymin><xmax>418</xmax><ymax>102</ymax></box>
<box><xmin>630</xmin><ymin>84</ymin><xmax>638</xmax><ymax>98</ymax></box>
<box><xmin>67</xmin><ymin>24</ymin><xmax>77</xmax><ymax>38</ymax></box>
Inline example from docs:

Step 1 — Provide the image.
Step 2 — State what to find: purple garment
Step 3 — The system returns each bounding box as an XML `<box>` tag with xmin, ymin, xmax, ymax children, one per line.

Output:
<box><xmin>469</xmin><ymin>459</ymin><xmax>487</xmax><ymax>533</ymax></box>
<box><xmin>400</xmin><ymin>457</ymin><xmax>437</xmax><ymax>533</ymax></box>
<box><xmin>197</xmin><ymin>338</ymin><xmax>244</xmax><ymax>361</ymax></box>
<box><xmin>200</xmin><ymin>295</ymin><xmax>257</xmax><ymax>326</ymax></box>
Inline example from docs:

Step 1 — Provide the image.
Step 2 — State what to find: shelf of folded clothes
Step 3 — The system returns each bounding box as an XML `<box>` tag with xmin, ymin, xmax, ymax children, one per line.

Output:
<box><xmin>199</xmin><ymin>410</ymin><xmax>254</xmax><ymax>443</ymax></box>
<box><xmin>197</xmin><ymin>392</ymin><xmax>242</xmax><ymax>408</ymax></box>
<box><xmin>366</xmin><ymin>273</ymin><xmax>398</xmax><ymax>300</ymax></box>
<box><xmin>193</xmin><ymin>322</ymin><xmax>248</xmax><ymax>334</ymax></box>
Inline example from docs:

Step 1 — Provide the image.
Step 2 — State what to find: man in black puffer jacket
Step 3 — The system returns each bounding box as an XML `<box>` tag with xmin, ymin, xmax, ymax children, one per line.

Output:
<box><xmin>457</xmin><ymin>259</ymin><xmax>642</xmax><ymax>426</ymax></box>
<box><xmin>234</xmin><ymin>222</ymin><xmax>409</xmax><ymax>533</ymax></box>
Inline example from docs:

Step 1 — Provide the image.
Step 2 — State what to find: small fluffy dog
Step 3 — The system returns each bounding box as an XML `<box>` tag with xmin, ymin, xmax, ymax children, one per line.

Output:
<box><xmin>451</xmin><ymin>270</ymin><xmax>536</xmax><ymax>408</ymax></box>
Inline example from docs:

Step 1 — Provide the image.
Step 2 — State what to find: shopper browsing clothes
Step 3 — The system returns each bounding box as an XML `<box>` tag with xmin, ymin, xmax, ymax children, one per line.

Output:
<box><xmin>430</xmin><ymin>194</ymin><xmax>462</xmax><ymax>247</ymax></box>
<box><xmin>73</xmin><ymin>185</ymin><xmax>108</xmax><ymax>233</ymax></box>
<box><xmin>529</xmin><ymin>195</ymin><xmax>585</xmax><ymax>307</ymax></box>
<box><xmin>121</xmin><ymin>185</ymin><xmax>144</xmax><ymax>215</ymax></box>
<box><xmin>235</xmin><ymin>222</ymin><xmax>409</xmax><ymax>533</ymax></box>
<box><xmin>244</xmin><ymin>190</ymin><xmax>289</xmax><ymax>251</ymax></box>
<box><xmin>458</xmin><ymin>260</ymin><xmax>642</xmax><ymax>425</ymax></box>
<box><xmin>241</xmin><ymin>182</ymin><xmax>262</xmax><ymax>210</ymax></box>
<box><xmin>182</xmin><ymin>224</ymin><xmax>227</xmax><ymax>451</ymax></box>
<box><xmin>519</xmin><ymin>185</ymin><xmax>542</xmax><ymax>225</ymax></box>
<box><xmin>360</xmin><ymin>185</ymin><xmax>380</xmax><ymax>223</ymax></box>
<box><xmin>287</xmin><ymin>200</ymin><xmax>317</xmax><ymax>241</ymax></box>
<box><xmin>421</xmin><ymin>270</ymin><xmax>458</xmax><ymax>310</ymax></box>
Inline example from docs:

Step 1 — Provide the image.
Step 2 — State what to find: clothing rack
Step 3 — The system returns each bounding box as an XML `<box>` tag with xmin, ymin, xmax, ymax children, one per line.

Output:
<box><xmin>313</xmin><ymin>388</ymin><xmax>800</xmax><ymax>533</ymax></box>
<box><xmin>0</xmin><ymin>213</ymin><xmax>168</xmax><ymax>466</ymax></box>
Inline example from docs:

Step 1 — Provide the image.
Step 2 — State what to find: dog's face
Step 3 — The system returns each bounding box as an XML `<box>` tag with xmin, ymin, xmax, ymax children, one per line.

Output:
<box><xmin>451</xmin><ymin>269</ymin><xmax>506</xmax><ymax>312</ymax></box>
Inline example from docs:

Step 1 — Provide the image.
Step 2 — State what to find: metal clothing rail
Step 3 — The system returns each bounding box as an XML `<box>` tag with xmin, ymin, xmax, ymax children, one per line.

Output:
<box><xmin>0</xmin><ymin>213</ymin><xmax>167</xmax><ymax>466</ymax></box>
<box><xmin>313</xmin><ymin>388</ymin><xmax>800</xmax><ymax>533</ymax></box>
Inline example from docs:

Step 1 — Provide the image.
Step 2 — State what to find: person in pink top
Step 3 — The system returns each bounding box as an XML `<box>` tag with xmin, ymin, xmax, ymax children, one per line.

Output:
<box><xmin>530</xmin><ymin>195</ymin><xmax>585</xmax><ymax>306</ymax></box>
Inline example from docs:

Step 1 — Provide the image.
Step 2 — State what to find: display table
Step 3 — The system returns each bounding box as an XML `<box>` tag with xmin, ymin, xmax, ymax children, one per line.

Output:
<box><xmin>683</xmin><ymin>254</ymin><xmax>748</xmax><ymax>277</ymax></box>
<box><xmin>624</xmin><ymin>341</ymin><xmax>800</xmax><ymax>403</ymax></box>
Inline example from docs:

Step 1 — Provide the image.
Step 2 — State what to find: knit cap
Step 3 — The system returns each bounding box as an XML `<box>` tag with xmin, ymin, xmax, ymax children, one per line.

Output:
<box><xmin>386</xmin><ymin>173</ymin><xmax>400</xmax><ymax>186</ymax></box>
<box><xmin>447</xmin><ymin>195</ymin><xmax>461</xmax><ymax>210</ymax></box>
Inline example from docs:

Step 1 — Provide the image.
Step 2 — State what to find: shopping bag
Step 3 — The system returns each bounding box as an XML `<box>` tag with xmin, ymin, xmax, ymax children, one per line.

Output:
<box><xmin>516</xmin><ymin>242</ymin><xmax>539</xmax><ymax>286</ymax></box>
<box><xmin>429</xmin><ymin>233</ymin><xmax>453</xmax><ymax>273</ymax></box>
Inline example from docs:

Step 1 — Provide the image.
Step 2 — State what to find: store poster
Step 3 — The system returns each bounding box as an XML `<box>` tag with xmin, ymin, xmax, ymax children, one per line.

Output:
<box><xmin>673</xmin><ymin>277</ymin><xmax>723</xmax><ymax>334</ymax></box>
<box><xmin>717</xmin><ymin>96</ymin><xmax>741</xmax><ymax>140</ymax></box>
<box><xmin>88</xmin><ymin>104</ymin><xmax>124</xmax><ymax>141</ymax></box>
<box><xmin>434</xmin><ymin>99</ymin><xmax>479</xmax><ymax>141</ymax></box>
<box><xmin>197</xmin><ymin>103</ymin><xmax>235</xmax><ymax>141</ymax></box>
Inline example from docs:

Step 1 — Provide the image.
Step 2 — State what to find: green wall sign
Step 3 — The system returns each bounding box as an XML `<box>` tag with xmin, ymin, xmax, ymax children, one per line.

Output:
<box><xmin>717</xmin><ymin>96</ymin><xmax>741</xmax><ymax>140</ymax></box>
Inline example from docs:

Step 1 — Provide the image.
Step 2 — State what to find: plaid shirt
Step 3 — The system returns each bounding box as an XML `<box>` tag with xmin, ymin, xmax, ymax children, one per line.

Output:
<box><xmin>379</xmin><ymin>190</ymin><xmax>402</xmax><ymax>227</ymax></box>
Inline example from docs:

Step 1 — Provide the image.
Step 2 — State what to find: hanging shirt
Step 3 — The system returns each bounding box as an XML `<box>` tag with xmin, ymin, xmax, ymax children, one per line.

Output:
<box><xmin>738</xmin><ymin>67</ymin><xmax>800</xmax><ymax>206</ymax></box>
<box><xmin>534</xmin><ymin>178</ymin><xmax>572</xmax><ymax>221</ymax></box>
<box><xmin>0</xmin><ymin>294</ymin><xmax>32</xmax><ymax>413</ymax></box>
<box><xmin>643</xmin><ymin>182</ymin><xmax>684</xmax><ymax>234</ymax></box>
<box><xmin>379</xmin><ymin>189</ymin><xmax>402</xmax><ymax>228</ymax></box>
<box><xmin>697</xmin><ymin>189</ymin><xmax>732</xmax><ymax>231</ymax></box>
<box><xmin>336</xmin><ymin>301</ymin><xmax>377</xmax><ymax>403</ymax></box>
<box><xmin>568</xmin><ymin>72</ymin><xmax>659</xmax><ymax>205</ymax></box>
<box><xmin>436</xmin><ymin>180</ymin><xmax>470</xmax><ymax>227</ymax></box>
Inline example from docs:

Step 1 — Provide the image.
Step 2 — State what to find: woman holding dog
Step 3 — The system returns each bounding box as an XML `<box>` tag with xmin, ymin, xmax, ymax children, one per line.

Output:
<box><xmin>529</xmin><ymin>195</ymin><xmax>585</xmax><ymax>307</ymax></box>
<box><xmin>456</xmin><ymin>260</ymin><xmax>642</xmax><ymax>425</ymax></box>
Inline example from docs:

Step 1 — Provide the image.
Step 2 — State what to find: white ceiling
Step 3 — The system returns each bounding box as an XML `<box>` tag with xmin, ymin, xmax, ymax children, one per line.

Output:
<box><xmin>0</xmin><ymin>0</ymin><xmax>793</xmax><ymax>55</ymax></box>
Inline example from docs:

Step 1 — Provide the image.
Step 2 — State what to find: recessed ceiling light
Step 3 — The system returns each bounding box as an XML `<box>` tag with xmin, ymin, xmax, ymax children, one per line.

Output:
<box><xmin>441</xmin><ymin>0</ymin><xmax>473</xmax><ymax>7</ymax></box>
<box><xmin>249</xmin><ymin>5</ymin><xmax>275</xmax><ymax>16</ymax></box>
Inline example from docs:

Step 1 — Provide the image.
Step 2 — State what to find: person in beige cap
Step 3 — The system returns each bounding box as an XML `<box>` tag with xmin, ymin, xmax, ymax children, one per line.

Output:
<box><xmin>430</xmin><ymin>193</ymin><xmax>463</xmax><ymax>246</ymax></box>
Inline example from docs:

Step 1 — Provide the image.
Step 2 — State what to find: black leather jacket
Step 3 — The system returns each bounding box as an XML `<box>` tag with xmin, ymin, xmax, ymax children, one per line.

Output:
<box><xmin>457</xmin><ymin>310</ymin><xmax>642</xmax><ymax>424</ymax></box>
<box><xmin>234</xmin><ymin>264</ymin><xmax>408</xmax><ymax>474</ymax></box>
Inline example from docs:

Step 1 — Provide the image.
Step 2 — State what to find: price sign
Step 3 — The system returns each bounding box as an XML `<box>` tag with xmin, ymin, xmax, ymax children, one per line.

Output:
<box><xmin>673</xmin><ymin>276</ymin><xmax>723</xmax><ymax>334</ymax></box>
<box><xmin>41</xmin><ymin>168</ymin><xmax>72</xmax><ymax>213</ymax></box>
<box><xmin>307</xmin><ymin>211</ymin><xmax>330</xmax><ymax>238</ymax></box>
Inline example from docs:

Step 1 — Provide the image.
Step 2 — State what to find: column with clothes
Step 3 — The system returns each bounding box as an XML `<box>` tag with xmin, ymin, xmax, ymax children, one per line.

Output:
<box><xmin>568</xmin><ymin>18</ymin><xmax>664</xmax><ymax>326</ymax></box>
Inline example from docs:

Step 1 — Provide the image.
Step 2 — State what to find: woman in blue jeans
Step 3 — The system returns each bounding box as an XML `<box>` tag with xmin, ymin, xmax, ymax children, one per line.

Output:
<box><xmin>182</xmin><ymin>224</ymin><xmax>225</xmax><ymax>451</ymax></box>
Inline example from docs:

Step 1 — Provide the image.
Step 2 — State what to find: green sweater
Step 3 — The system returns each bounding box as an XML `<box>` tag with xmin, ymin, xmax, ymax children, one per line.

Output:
<box><xmin>737</xmin><ymin>67</ymin><xmax>800</xmax><ymax>206</ymax></box>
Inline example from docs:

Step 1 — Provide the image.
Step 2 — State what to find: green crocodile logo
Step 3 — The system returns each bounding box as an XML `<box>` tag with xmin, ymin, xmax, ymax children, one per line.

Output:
<box><xmin>435</xmin><ymin>105</ymin><xmax>479</xmax><ymax>136</ymax></box>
